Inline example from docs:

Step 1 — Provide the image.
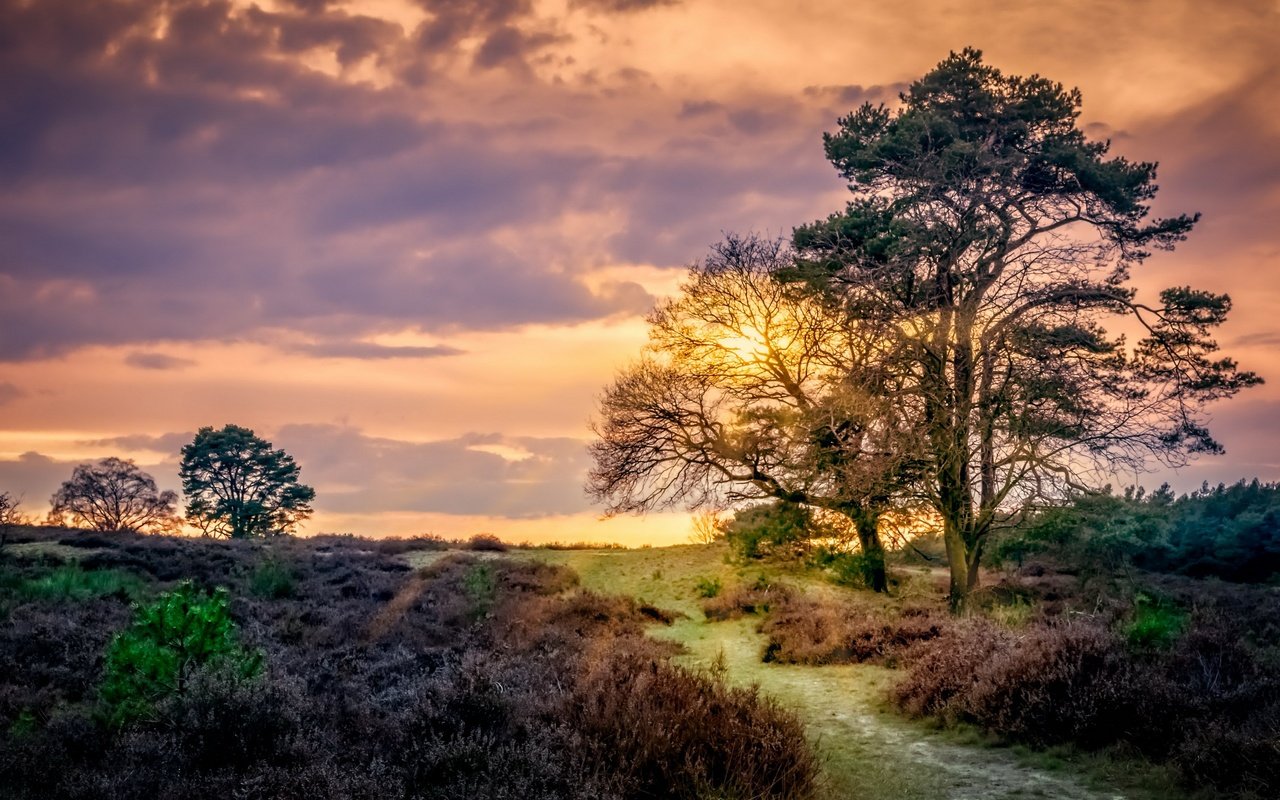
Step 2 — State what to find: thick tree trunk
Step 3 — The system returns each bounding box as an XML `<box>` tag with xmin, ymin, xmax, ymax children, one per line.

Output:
<box><xmin>943</xmin><ymin>516</ymin><xmax>971</xmax><ymax>611</ymax></box>
<box><xmin>853</xmin><ymin>510</ymin><xmax>888</xmax><ymax>593</ymax></box>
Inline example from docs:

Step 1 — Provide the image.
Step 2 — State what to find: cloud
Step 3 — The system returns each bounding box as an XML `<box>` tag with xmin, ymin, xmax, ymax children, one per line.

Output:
<box><xmin>286</xmin><ymin>341</ymin><xmax>464</xmax><ymax>359</ymax></box>
<box><xmin>37</xmin><ymin>424</ymin><xmax>597</xmax><ymax>520</ymax></box>
<box><xmin>125</xmin><ymin>351</ymin><xmax>197</xmax><ymax>370</ymax></box>
<box><xmin>570</xmin><ymin>0</ymin><xmax>680</xmax><ymax>12</ymax></box>
<box><xmin>271</xmin><ymin>424</ymin><xmax>594</xmax><ymax>518</ymax></box>
<box><xmin>78</xmin><ymin>432</ymin><xmax>194</xmax><ymax>455</ymax></box>
<box><xmin>0</xmin><ymin>382</ymin><xmax>23</xmax><ymax>405</ymax></box>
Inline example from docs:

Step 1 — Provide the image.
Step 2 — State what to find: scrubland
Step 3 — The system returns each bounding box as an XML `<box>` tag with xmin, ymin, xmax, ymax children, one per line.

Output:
<box><xmin>3</xmin><ymin>517</ymin><xmax>1277</xmax><ymax>800</ymax></box>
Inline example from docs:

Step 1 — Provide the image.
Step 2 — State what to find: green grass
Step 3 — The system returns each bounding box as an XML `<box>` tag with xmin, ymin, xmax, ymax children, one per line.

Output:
<box><xmin>15</xmin><ymin>563</ymin><xmax>147</xmax><ymax>603</ymax></box>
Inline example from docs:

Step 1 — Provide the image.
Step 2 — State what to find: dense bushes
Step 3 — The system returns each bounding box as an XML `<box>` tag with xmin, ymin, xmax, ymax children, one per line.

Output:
<box><xmin>0</xmin><ymin>529</ymin><xmax>817</xmax><ymax>799</ymax></box>
<box><xmin>994</xmin><ymin>480</ymin><xmax>1280</xmax><ymax>581</ymax></box>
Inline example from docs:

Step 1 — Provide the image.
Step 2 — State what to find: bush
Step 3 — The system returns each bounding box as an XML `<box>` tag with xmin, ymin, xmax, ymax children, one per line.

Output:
<box><xmin>762</xmin><ymin>597</ymin><xmax>948</xmax><ymax>666</ymax></box>
<box><xmin>569</xmin><ymin>647</ymin><xmax>818</xmax><ymax>799</ymax></box>
<box><xmin>693</xmin><ymin>575</ymin><xmax>722</xmax><ymax>598</ymax></box>
<box><xmin>701</xmin><ymin>576</ymin><xmax>791</xmax><ymax>621</ymax></box>
<box><xmin>248</xmin><ymin>556</ymin><xmax>297</xmax><ymax>599</ymax></box>
<box><xmin>467</xmin><ymin>533</ymin><xmax>509</xmax><ymax>552</ymax></box>
<box><xmin>810</xmin><ymin>546</ymin><xmax>883</xmax><ymax>589</ymax></box>
<box><xmin>725</xmin><ymin>501</ymin><xmax>812</xmax><ymax>560</ymax></box>
<box><xmin>99</xmin><ymin>581</ymin><xmax>263</xmax><ymax>725</ymax></box>
<box><xmin>1123</xmin><ymin>593</ymin><xmax>1188</xmax><ymax>649</ymax></box>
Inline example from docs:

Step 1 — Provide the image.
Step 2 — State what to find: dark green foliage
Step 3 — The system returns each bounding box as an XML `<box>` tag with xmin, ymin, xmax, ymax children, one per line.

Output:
<box><xmin>725</xmin><ymin>501</ymin><xmax>813</xmax><ymax>560</ymax></box>
<box><xmin>995</xmin><ymin>480</ymin><xmax>1280</xmax><ymax>581</ymax></box>
<box><xmin>1123</xmin><ymin>593</ymin><xmax>1188</xmax><ymax>650</ymax></box>
<box><xmin>693</xmin><ymin>575</ymin><xmax>722</xmax><ymax>598</ymax></box>
<box><xmin>810</xmin><ymin>545</ymin><xmax>884</xmax><ymax>589</ymax></box>
<box><xmin>99</xmin><ymin>581</ymin><xmax>263</xmax><ymax>725</ymax></box>
<box><xmin>248</xmin><ymin>556</ymin><xmax>296</xmax><ymax>599</ymax></box>
<box><xmin>462</xmin><ymin>562</ymin><xmax>496</xmax><ymax>617</ymax></box>
<box><xmin>180</xmin><ymin>424</ymin><xmax>316</xmax><ymax>538</ymax></box>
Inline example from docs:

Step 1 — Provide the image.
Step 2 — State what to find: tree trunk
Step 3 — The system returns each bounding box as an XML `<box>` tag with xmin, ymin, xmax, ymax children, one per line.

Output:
<box><xmin>942</xmin><ymin>516</ymin><xmax>971</xmax><ymax>611</ymax></box>
<box><xmin>853</xmin><ymin>510</ymin><xmax>888</xmax><ymax>593</ymax></box>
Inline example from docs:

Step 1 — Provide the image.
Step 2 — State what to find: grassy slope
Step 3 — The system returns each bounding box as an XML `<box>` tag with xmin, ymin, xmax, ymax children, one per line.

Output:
<box><xmin>482</xmin><ymin>543</ymin><xmax>1180</xmax><ymax>800</ymax></box>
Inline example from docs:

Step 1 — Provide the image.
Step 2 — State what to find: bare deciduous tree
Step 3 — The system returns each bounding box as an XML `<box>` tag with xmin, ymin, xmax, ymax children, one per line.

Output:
<box><xmin>49</xmin><ymin>458</ymin><xmax>180</xmax><ymax>534</ymax></box>
<box><xmin>588</xmin><ymin>235</ymin><xmax>924</xmax><ymax>591</ymax></box>
<box><xmin>0</xmin><ymin>491</ymin><xmax>27</xmax><ymax>549</ymax></box>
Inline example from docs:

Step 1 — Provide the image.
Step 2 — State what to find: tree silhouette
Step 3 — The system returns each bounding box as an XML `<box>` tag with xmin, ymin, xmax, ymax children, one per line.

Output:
<box><xmin>180</xmin><ymin>425</ymin><xmax>315</xmax><ymax>538</ymax></box>
<box><xmin>49</xmin><ymin>458</ymin><xmax>179</xmax><ymax>534</ymax></box>
<box><xmin>791</xmin><ymin>49</ymin><xmax>1261</xmax><ymax>607</ymax></box>
<box><xmin>588</xmin><ymin>235</ymin><xmax>923</xmax><ymax>591</ymax></box>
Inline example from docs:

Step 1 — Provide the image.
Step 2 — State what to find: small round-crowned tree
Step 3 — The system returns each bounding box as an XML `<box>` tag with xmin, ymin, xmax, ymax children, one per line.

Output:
<box><xmin>49</xmin><ymin>457</ymin><xmax>179</xmax><ymax>533</ymax></box>
<box><xmin>179</xmin><ymin>424</ymin><xmax>315</xmax><ymax>538</ymax></box>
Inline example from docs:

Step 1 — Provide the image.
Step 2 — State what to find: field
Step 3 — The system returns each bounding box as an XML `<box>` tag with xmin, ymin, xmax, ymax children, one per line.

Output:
<box><xmin>4</xmin><ymin>527</ymin><xmax>1274</xmax><ymax>799</ymax></box>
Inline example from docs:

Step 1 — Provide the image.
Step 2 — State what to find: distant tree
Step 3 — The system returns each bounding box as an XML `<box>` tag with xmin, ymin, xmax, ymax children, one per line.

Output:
<box><xmin>689</xmin><ymin>510</ymin><xmax>728</xmax><ymax>545</ymax></box>
<box><xmin>180</xmin><ymin>425</ymin><xmax>315</xmax><ymax>538</ymax></box>
<box><xmin>0</xmin><ymin>491</ymin><xmax>27</xmax><ymax>549</ymax></box>
<box><xmin>48</xmin><ymin>458</ymin><xmax>179</xmax><ymax>534</ymax></box>
<box><xmin>789</xmin><ymin>48</ymin><xmax>1261</xmax><ymax>607</ymax></box>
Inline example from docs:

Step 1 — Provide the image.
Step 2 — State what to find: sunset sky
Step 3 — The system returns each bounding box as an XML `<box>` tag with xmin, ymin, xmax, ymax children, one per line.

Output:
<box><xmin>2</xmin><ymin>0</ymin><xmax>1278</xmax><ymax>544</ymax></box>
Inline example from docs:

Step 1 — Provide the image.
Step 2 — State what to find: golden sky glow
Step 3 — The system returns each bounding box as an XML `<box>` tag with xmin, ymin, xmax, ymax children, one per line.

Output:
<box><xmin>1</xmin><ymin>0</ymin><xmax>1277</xmax><ymax>544</ymax></box>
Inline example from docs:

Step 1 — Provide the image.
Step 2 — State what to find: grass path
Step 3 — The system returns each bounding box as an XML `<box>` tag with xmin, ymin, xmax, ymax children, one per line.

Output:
<box><xmin>515</xmin><ymin>544</ymin><xmax>1138</xmax><ymax>800</ymax></box>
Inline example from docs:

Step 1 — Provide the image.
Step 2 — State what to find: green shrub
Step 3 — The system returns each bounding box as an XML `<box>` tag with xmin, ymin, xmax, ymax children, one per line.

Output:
<box><xmin>810</xmin><ymin>546</ymin><xmax>880</xmax><ymax>589</ymax></box>
<box><xmin>463</xmin><ymin>563</ymin><xmax>496</xmax><ymax>617</ymax></box>
<box><xmin>100</xmin><ymin>580</ymin><xmax>262</xmax><ymax>725</ymax></box>
<box><xmin>1123</xmin><ymin>594</ymin><xmax>1188</xmax><ymax>649</ymax></box>
<box><xmin>248</xmin><ymin>556</ymin><xmax>296</xmax><ymax>599</ymax></box>
<box><xmin>725</xmin><ymin>501</ymin><xmax>812</xmax><ymax>560</ymax></box>
<box><xmin>19</xmin><ymin>563</ymin><xmax>146</xmax><ymax>602</ymax></box>
<box><xmin>693</xmin><ymin>575</ymin><xmax>722</xmax><ymax>598</ymax></box>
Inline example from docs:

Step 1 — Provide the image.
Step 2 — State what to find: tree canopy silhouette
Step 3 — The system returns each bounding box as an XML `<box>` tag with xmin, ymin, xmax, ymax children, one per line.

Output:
<box><xmin>180</xmin><ymin>425</ymin><xmax>315</xmax><ymax>538</ymax></box>
<box><xmin>790</xmin><ymin>48</ymin><xmax>1261</xmax><ymax>606</ymax></box>
<box><xmin>588</xmin><ymin>235</ymin><xmax>923</xmax><ymax>591</ymax></box>
<box><xmin>49</xmin><ymin>457</ymin><xmax>179</xmax><ymax>534</ymax></box>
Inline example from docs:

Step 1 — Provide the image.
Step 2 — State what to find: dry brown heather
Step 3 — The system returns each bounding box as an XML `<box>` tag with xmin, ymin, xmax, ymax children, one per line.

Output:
<box><xmin>753</xmin><ymin>568</ymin><xmax>1280</xmax><ymax>798</ymax></box>
<box><xmin>0</xmin><ymin>527</ymin><xmax>816</xmax><ymax>800</ymax></box>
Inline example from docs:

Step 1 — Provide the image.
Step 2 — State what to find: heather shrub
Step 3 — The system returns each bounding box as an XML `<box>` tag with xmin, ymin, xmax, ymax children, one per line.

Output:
<box><xmin>763</xmin><ymin>597</ymin><xmax>948</xmax><ymax>666</ymax></box>
<box><xmin>467</xmin><ymin>533</ymin><xmax>509</xmax><ymax>552</ymax></box>
<box><xmin>570</xmin><ymin>646</ymin><xmax>818</xmax><ymax>799</ymax></box>
<box><xmin>99</xmin><ymin>581</ymin><xmax>263</xmax><ymax>725</ymax></box>
<box><xmin>0</xmin><ymin>530</ymin><xmax>822</xmax><ymax>799</ymax></box>
<box><xmin>701</xmin><ymin>576</ymin><xmax>791</xmax><ymax>621</ymax></box>
<box><xmin>893</xmin><ymin>619</ymin><xmax>1135</xmax><ymax>746</ymax></box>
<box><xmin>955</xmin><ymin>621</ymin><xmax>1132</xmax><ymax>747</ymax></box>
<box><xmin>890</xmin><ymin>619</ymin><xmax>1013</xmax><ymax>719</ymax></box>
